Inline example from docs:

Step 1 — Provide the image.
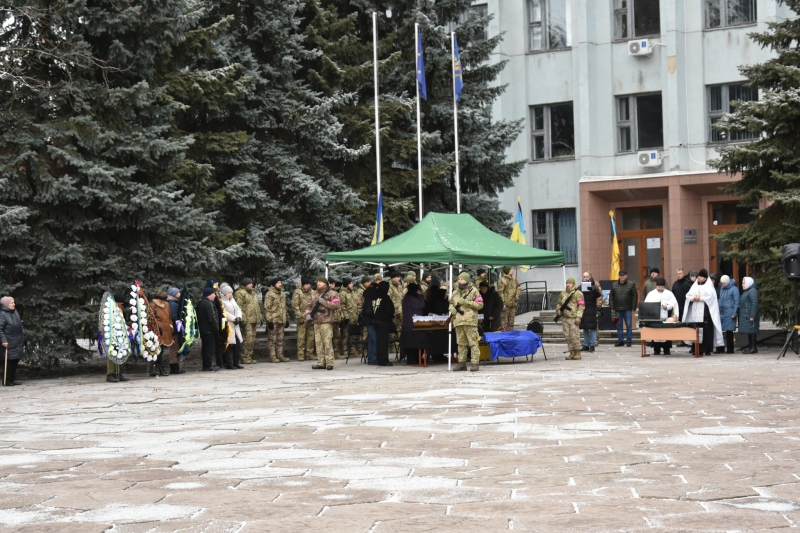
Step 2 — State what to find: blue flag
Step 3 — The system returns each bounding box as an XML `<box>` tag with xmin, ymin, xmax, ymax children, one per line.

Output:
<box><xmin>453</xmin><ymin>35</ymin><xmax>463</xmax><ymax>102</ymax></box>
<box><xmin>371</xmin><ymin>191</ymin><xmax>384</xmax><ymax>246</ymax></box>
<box><xmin>416</xmin><ymin>28</ymin><xmax>427</xmax><ymax>101</ymax></box>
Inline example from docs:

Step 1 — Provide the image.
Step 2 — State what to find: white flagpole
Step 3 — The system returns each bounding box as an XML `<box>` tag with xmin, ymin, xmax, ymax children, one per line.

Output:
<box><xmin>373</xmin><ymin>12</ymin><xmax>381</xmax><ymax>207</ymax></box>
<box><xmin>451</xmin><ymin>32</ymin><xmax>461</xmax><ymax>214</ymax></box>
<box><xmin>416</xmin><ymin>23</ymin><xmax>423</xmax><ymax>221</ymax></box>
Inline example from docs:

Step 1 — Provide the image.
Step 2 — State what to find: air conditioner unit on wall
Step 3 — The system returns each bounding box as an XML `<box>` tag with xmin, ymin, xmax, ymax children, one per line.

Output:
<box><xmin>628</xmin><ymin>39</ymin><xmax>653</xmax><ymax>56</ymax></box>
<box><xmin>638</xmin><ymin>150</ymin><xmax>662</xmax><ymax>168</ymax></box>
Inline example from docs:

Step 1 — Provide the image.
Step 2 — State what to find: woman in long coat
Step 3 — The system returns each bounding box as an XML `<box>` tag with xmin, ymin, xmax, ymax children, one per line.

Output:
<box><xmin>718</xmin><ymin>276</ymin><xmax>739</xmax><ymax>354</ymax></box>
<box><xmin>739</xmin><ymin>277</ymin><xmax>760</xmax><ymax>354</ymax></box>
<box><xmin>579</xmin><ymin>274</ymin><xmax>602</xmax><ymax>352</ymax></box>
<box><xmin>0</xmin><ymin>296</ymin><xmax>25</xmax><ymax>386</ymax></box>
<box><xmin>401</xmin><ymin>283</ymin><xmax>426</xmax><ymax>365</ymax></box>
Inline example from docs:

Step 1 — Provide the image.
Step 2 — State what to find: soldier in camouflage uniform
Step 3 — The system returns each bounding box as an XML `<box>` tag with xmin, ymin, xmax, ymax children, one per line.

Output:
<box><xmin>306</xmin><ymin>276</ymin><xmax>341</xmax><ymax>370</ymax></box>
<box><xmin>556</xmin><ymin>277</ymin><xmax>585</xmax><ymax>360</ymax></box>
<box><xmin>328</xmin><ymin>278</ymin><xmax>346</xmax><ymax>359</ymax></box>
<box><xmin>338</xmin><ymin>278</ymin><xmax>358</xmax><ymax>358</ymax></box>
<box><xmin>420</xmin><ymin>272</ymin><xmax>431</xmax><ymax>295</ymax></box>
<box><xmin>449</xmin><ymin>273</ymin><xmax>484</xmax><ymax>372</ymax></box>
<box><xmin>354</xmin><ymin>276</ymin><xmax>371</xmax><ymax>343</ymax></box>
<box><xmin>263</xmin><ymin>278</ymin><xmax>289</xmax><ymax>363</ymax></box>
<box><xmin>388</xmin><ymin>271</ymin><xmax>404</xmax><ymax>334</ymax></box>
<box><xmin>292</xmin><ymin>278</ymin><xmax>315</xmax><ymax>361</ymax></box>
<box><xmin>234</xmin><ymin>278</ymin><xmax>262</xmax><ymax>364</ymax></box>
<box><xmin>497</xmin><ymin>266</ymin><xmax>521</xmax><ymax>330</ymax></box>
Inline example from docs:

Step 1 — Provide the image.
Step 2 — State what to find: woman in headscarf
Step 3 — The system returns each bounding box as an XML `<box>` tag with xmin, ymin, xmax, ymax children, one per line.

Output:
<box><xmin>739</xmin><ymin>277</ymin><xmax>760</xmax><ymax>354</ymax></box>
<box><xmin>401</xmin><ymin>283</ymin><xmax>426</xmax><ymax>365</ymax></box>
<box><xmin>219</xmin><ymin>283</ymin><xmax>244</xmax><ymax>369</ymax></box>
<box><xmin>0</xmin><ymin>296</ymin><xmax>25</xmax><ymax>386</ymax></box>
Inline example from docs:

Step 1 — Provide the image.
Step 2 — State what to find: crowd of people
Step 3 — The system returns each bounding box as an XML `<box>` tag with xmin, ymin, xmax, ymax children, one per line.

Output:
<box><xmin>569</xmin><ymin>267</ymin><xmax>761</xmax><ymax>357</ymax></box>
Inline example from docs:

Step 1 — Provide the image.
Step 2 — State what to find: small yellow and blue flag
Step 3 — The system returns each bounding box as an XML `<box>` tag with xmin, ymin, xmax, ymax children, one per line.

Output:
<box><xmin>610</xmin><ymin>210</ymin><xmax>621</xmax><ymax>280</ymax></box>
<box><xmin>371</xmin><ymin>191</ymin><xmax>384</xmax><ymax>246</ymax></box>
<box><xmin>510</xmin><ymin>197</ymin><xmax>526</xmax><ymax>245</ymax></box>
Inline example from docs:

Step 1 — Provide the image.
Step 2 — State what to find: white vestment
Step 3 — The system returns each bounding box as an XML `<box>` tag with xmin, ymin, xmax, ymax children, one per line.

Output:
<box><xmin>683</xmin><ymin>281</ymin><xmax>723</xmax><ymax>347</ymax></box>
<box><xmin>644</xmin><ymin>289</ymin><xmax>679</xmax><ymax>320</ymax></box>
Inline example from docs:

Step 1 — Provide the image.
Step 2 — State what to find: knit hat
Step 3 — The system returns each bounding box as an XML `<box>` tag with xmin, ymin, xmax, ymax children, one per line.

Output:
<box><xmin>269</xmin><ymin>278</ymin><xmax>280</xmax><ymax>287</ymax></box>
<box><xmin>316</xmin><ymin>275</ymin><xmax>328</xmax><ymax>284</ymax></box>
<box><xmin>404</xmin><ymin>273</ymin><xmax>416</xmax><ymax>282</ymax></box>
<box><xmin>361</xmin><ymin>275</ymin><xmax>371</xmax><ymax>285</ymax></box>
<box><xmin>0</xmin><ymin>296</ymin><xmax>13</xmax><ymax>307</ymax></box>
<box><xmin>343</xmin><ymin>277</ymin><xmax>353</xmax><ymax>286</ymax></box>
<box><xmin>503</xmin><ymin>266</ymin><xmax>512</xmax><ymax>274</ymax></box>
<box><xmin>373</xmin><ymin>273</ymin><xmax>383</xmax><ymax>281</ymax></box>
<box><xmin>720</xmin><ymin>275</ymin><xmax>730</xmax><ymax>285</ymax></box>
<box><xmin>698</xmin><ymin>269</ymin><xmax>709</xmax><ymax>278</ymax></box>
<box><xmin>477</xmin><ymin>268</ymin><xmax>486</xmax><ymax>276</ymax></box>
<box><xmin>709</xmin><ymin>273</ymin><xmax>717</xmax><ymax>280</ymax></box>
<box><xmin>458</xmin><ymin>273</ymin><xmax>470</xmax><ymax>282</ymax></box>
<box><xmin>167</xmin><ymin>287</ymin><xmax>180</xmax><ymax>298</ymax></box>
<box><xmin>219</xmin><ymin>283</ymin><xmax>233</xmax><ymax>295</ymax></box>
<box><xmin>202</xmin><ymin>287</ymin><xmax>215</xmax><ymax>298</ymax></box>
<box><xmin>389</xmin><ymin>271</ymin><xmax>401</xmax><ymax>279</ymax></box>
<box><xmin>566</xmin><ymin>277</ymin><xmax>576</xmax><ymax>286</ymax></box>
<box><xmin>241</xmin><ymin>277</ymin><xmax>253</xmax><ymax>287</ymax></box>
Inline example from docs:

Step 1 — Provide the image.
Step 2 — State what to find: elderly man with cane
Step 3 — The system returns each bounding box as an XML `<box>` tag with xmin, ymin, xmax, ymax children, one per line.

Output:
<box><xmin>0</xmin><ymin>296</ymin><xmax>26</xmax><ymax>386</ymax></box>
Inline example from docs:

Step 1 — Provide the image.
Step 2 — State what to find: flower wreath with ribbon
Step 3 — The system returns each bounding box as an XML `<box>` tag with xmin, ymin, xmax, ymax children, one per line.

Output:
<box><xmin>178</xmin><ymin>298</ymin><xmax>199</xmax><ymax>355</ymax></box>
<box><xmin>129</xmin><ymin>281</ymin><xmax>162</xmax><ymax>361</ymax></box>
<box><xmin>97</xmin><ymin>292</ymin><xmax>131</xmax><ymax>365</ymax></box>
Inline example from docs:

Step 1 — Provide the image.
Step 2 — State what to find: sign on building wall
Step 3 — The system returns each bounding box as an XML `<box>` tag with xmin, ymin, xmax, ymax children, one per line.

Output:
<box><xmin>683</xmin><ymin>229</ymin><xmax>698</xmax><ymax>244</ymax></box>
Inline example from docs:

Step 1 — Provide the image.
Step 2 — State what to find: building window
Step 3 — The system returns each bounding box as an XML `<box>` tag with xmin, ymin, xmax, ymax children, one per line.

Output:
<box><xmin>533</xmin><ymin>209</ymin><xmax>578</xmax><ymax>264</ymax></box>
<box><xmin>708</xmin><ymin>83</ymin><xmax>758</xmax><ymax>143</ymax></box>
<box><xmin>530</xmin><ymin>103</ymin><xmax>575</xmax><ymax>160</ymax></box>
<box><xmin>616</xmin><ymin>93</ymin><xmax>663</xmax><ymax>152</ymax></box>
<box><xmin>528</xmin><ymin>0</ymin><xmax>572</xmax><ymax>52</ymax></box>
<box><xmin>453</xmin><ymin>4</ymin><xmax>489</xmax><ymax>40</ymax></box>
<box><xmin>705</xmin><ymin>0</ymin><xmax>756</xmax><ymax>29</ymax></box>
<box><xmin>614</xmin><ymin>0</ymin><xmax>660</xmax><ymax>40</ymax></box>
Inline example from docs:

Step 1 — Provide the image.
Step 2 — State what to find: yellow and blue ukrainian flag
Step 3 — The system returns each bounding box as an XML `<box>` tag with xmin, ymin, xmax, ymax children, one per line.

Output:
<box><xmin>371</xmin><ymin>191</ymin><xmax>384</xmax><ymax>246</ymax></box>
<box><xmin>610</xmin><ymin>210</ymin><xmax>621</xmax><ymax>280</ymax></box>
<box><xmin>510</xmin><ymin>196</ymin><xmax>526</xmax><ymax>245</ymax></box>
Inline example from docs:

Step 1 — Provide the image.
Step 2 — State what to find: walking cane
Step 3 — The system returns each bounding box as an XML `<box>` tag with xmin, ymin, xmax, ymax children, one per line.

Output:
<box><xmin>3</xmin><ymin>346</ymin><xmax>8</xmax><ymax>387</ymax></box>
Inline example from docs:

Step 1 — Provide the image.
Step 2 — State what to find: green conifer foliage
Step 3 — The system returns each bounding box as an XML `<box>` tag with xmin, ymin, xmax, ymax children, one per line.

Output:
<box><xmin>712</xmin><ymin>0</ymin><xmax>800</xmax><ymax>328</ymax></box>
<box><xmin>302</xmin><ymin>0</ymin><xmax>522</xmax><ymax>237</ymax></box>
<box><xmin>0</xmin><ymin>0</ymin><xmax>223</xmax><ymax>361</ymax></box>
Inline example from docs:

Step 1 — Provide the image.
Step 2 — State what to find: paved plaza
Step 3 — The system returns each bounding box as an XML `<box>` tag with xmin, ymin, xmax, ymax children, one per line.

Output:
<box><xmin>2</xmin><ymin>345</ymin><xmax>800</xmax><ymax>532</ymax></box>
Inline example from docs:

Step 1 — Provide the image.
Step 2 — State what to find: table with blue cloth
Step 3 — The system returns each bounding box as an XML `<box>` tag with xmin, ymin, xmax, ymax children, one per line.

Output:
<box><xmin>482</xmin><ymin>330</ymin><xmax>544</xmax><ymax>362</ymax></box>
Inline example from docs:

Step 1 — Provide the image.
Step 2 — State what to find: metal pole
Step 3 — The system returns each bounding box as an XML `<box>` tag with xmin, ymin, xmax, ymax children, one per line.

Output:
<box><xmin>451</xmin><ymin>32</ymin><xmax>460</xmax><ymax>214</ymax></box>
<box><xmin>448</xmin><ymin>263</ymin><xmax>453</xmax><ymax>371</ymax></box>
<box><xmin>373</xmin><ymin>12</ymin><xmax>381</xmax><ymax>207</ymax></box>
<box><xmin>325</xmin><ymin>262</ymin><xmax>329</xmax><ymax>279</ymax></box>
<box><xmin>416</xmin><ymin>23</ymin><xmax>424</xmax><ymax>221</ymax></box>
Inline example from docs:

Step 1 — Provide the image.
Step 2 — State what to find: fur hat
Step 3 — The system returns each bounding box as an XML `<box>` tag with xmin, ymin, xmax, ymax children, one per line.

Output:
<box><xmin>373</xmin><ymin>273</ymin><xmax>383</xmax><ymax>281</ymax></box>
<box><xmin>301</xmin><ymin>277</ymin><xmax>312</xmax><ymax>286</ymax></box>
<box><xmin>202</xmin><ymin>287</ymin><xmax>215</xmax><ymax>298</ymax></box>
<box><xmin>458</xmin><ymin>272</ymin><xmax>471</xmax><ymax>282</ymax></box>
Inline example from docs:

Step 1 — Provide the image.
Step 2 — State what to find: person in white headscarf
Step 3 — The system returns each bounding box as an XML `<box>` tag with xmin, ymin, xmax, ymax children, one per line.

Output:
<box><xmin>644</xmin><ymin>277</ymin><xmax>679</xmax><ymax>355</ymax></box>
<box><xmin>683</xmin><ymin>269</ymin><xmax>723</xmax><ymax>355</ymax></box>
<box><xmin>739</xmin><ymin>277</ymin><xmax>760</xmax><ymax>354</ymax></box>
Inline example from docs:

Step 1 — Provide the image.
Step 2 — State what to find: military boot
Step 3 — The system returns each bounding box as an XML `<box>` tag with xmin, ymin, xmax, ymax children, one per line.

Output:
<box><xmin>277</xmin><ymin>346</ymin><xmax>289</xmax><ymax>362</ymax></box>
<box><xmin>470</xmin><ymin>362</ymin><xmax>480</xmax><ymax>372</ymax></box>
<box><xmin>565</xmin><ymin>350</ymin><xmax>575</xmax><ymax>360</ymax></box>
<box><xmin>267</xmin><ymin>346</ymin><xmax>279</xmax><ymax>363</ymax></box>
<box><xmin>572</xmin><ymin>349</ymin><xmax>582</xmax><ymax>360</ymax></box>
<box><xmin>454</xmin><ymin>362</ymin><xmax>467</xmax><ymax>371</ymax></box>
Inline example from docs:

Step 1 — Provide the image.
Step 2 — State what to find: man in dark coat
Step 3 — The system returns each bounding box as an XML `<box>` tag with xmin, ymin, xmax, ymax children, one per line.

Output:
<box><xmin>424</xmin><ymin>278</ymin><xmax>449</xmax><ymax>316</ymax></box>
<box><xmin>579</xmin><ymin>272</ymin><xmax>602</xmax><ymax>352</ymax></box>
<box><xmin>478</xmin><ymin>282</ymin><xmax>504</xmax><ymax>332</ymax></box>
<box><xmin>0</xmin><ymin>296</ymin><xmax>25</xmax><ymax>386</ymax></box>
<box><xmin>671</xmin><ymin>268</ymin><xmax>692</xmax><ymax>321</ymax></box>
<box><xmin>196</xmin><ymin>287</ymin><xmax>220</xmax><ymax>371</ymax></box>
<box><xmin>371</xmin><ymin>281</ymin><xmax>396</xmax><ymax>367</ymax></box>
<box><xmin>360</xmin><ymin>281</ymin><xmax>379</xmax><ymax>365</ymax></box>
<box><xmin>609</xmin><ymin>270</ymin><xmax>637</xmax><ymax>347</ymax></box>
<box><xmin>401</xmin><ymin>283</ymin><xmax>426</xmax><ymax>364</ymax></box>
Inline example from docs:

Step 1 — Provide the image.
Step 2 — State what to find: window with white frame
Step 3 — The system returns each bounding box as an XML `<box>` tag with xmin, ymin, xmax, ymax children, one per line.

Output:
<box><xmin>705</xmin><ymin>0</ymin><xmax>756</xmax><ymax>29</ymax></box>
<box><xmin>528</xmin><ymin>0</ymin><xmax>572</xmax><ymax>52</ymax></box>
<box><xmin>533</xmin><ymin>209</ymin><xmax>578</xmax><ymax>264</ymax></box>
<box><xmin>616</xmin><ymin>93</ymin><xmax>663</xmax><ymax>152</ymax></box>
<box><xmin>455</xmin><ymin>4</ymin><xmax>489</xmax><ymax>40</ymax></box>
<box><xmin>530</xmin><ymin>103</ymin><xmax>574</xmax><ymax>160</ymax></box>
<box><xmin>614</xmin><ymin>0</ymin><xmax>660</xmax><ymax>40</ymax></box>
<box><xmin>708</xmin><ymin>83</ymin><xmax>759</xmax><ymax>143</ymax></box>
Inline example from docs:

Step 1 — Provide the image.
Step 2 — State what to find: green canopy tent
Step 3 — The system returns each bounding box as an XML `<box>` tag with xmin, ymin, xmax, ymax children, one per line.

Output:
<box><xmin>325</xmin><ymin>213</ymin><xmax>563</xmax><ymax>371</ymax></box>
<box><xmin>325</xmin><ymin>212</ymin><xmax>565</xmax><ymax>266</ymax></box>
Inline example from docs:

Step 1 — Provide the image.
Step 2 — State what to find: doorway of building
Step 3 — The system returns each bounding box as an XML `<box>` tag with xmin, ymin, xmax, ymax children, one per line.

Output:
<box><xmin>618</xmin><ymin>206</ymin><xmax>664</xmax><ymax>291</ymax></box>
<box><xmin>709</xmin><ymin>201</ymin><xmax>754</xmax><ymax>283</ymax></box>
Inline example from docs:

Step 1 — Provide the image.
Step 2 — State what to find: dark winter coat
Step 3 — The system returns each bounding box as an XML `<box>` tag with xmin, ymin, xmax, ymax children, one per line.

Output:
<box><xmin>580</xmin><ymin>282</ymin><xmax>602</xmax><ymax>330</ymax></box>
<box><xmin>738</xmin><ymin>285</ymin><xmax>760</xmax><ymax>334</ymax></box>
<box><xmin>671</xmin><ymin>277</ymin><xmax>691</xmax><ymax>319</ymax></box>
<box><xmin>479</xmin><ymin>287</ymin><xmax>504</xmax><ymax>332</ymax></box>
<box><xmin>718</xmin><ymin>280</ymin><xmax>739</xmax><ymax>332</ymax></box>
<box><xmin>372</xmin><ymin>283</ymin><xmax>395</xmax><ymax>330</ymax></box>
<box><xmin>609</xmin><ymin>280</ymin><xmax>637</xmax><ymax>311</ymax></box>
<box><xmin>424</xmin><ymin>285</ymin><xmax>450</xmax><ymax>316</ymax></box>
<box><xmin>401</xmin><ymin>293</ymin><xmax>425</xmax><ymax>332</ymax></box>
<box><xmin>0</xmin><ymin>305</ymin><xmax>25</xmax><ymax>360</ymax></box>
<box><xmin>359</xmin><ymin>285</ymin><xmax>378</xmax><ymax>326</ymax></box>
<box><xmin>196</xmin><ymin>297</ymin><xmax>220</xmax><ymax>336</ymax></box>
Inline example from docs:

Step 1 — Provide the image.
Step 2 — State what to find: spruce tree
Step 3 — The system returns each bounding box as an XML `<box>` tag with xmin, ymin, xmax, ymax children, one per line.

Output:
<box><xmin>0</xmin><ymin>0</ymin><xmax>225</xmax><ymax>362</ymax></box>
<box><xmin>302</xmin><ymin>0</ymin><xmax>523</xmax><ymax>237</ymax></box>
<box><xmin>712</xmin><ymin>0</ymin><xmax>800</xmax><ymax>328</ymax></box>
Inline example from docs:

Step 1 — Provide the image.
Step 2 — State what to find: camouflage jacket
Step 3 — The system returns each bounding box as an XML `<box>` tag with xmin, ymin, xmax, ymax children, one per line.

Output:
<box><xmin>234</xmin><ymin>287</ymin><xmax>262</xmax><ymax>325</ymax></box>
<box><xmin>339</xmin><ymin>287</ymin><xmax>358</xmax><ymax>322</ymax></box>
<box><xmin>388</xmin><ymin>280</ymin><xmax>404</xmax><ymax>316</ymax></box>
<box><xmin>305</xmin><ymin>288</ymin><xmax>341</xmax><ymax>325</ymax></box>
<box><xmin>449</xmin><ymin>285</ymin><xmax>484</xmax><ymax>327</ymax></box>
<box><xmin>264</xmin><ymin>286</ymin><xmax>288</xmax><ymax>325</ymax></box>
<box><xmin>556</xmin><ymin>287</ymin><xmax>585</xmax><ymax>321</ymax></box>
<box><xmin>497</xmin><ymin>274</ymin><xmax>521</xmax><ymax>308</ymax></box>
<box><xmin>354</xmin><ymin>283</ymin><xmax>369</xmax><ymax>309</ymax></box>
<box><xmin>292</xmin><ymin>287</ymin><xmax>314</xmax><ymax>325</ymax></box>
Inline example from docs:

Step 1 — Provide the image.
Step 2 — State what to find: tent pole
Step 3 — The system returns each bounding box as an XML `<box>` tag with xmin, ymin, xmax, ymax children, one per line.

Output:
<box><xmin>325</xmin><ymin>261</ymin><xmax>329</xmax><ymax>279</ymax></box>
<box><xmin>562</xmin><ymin>264</ymin><xmax>566</xmax><ymax>288</ymax></box>
<box><xmin>448</xmin><ymin>263</ymin><xmax>453</xmax><ymax>372</ymax></box>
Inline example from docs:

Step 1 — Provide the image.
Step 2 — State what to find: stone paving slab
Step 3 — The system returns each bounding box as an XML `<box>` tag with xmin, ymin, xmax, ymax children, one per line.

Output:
<box><xmin>2</xmin><ymin>345</ymin><xmax>800</xmax><ymax>530</ymax></box>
